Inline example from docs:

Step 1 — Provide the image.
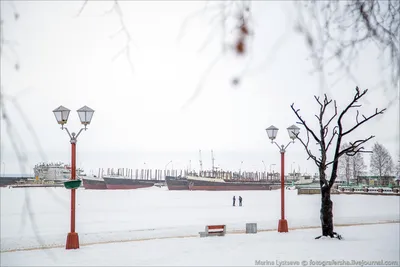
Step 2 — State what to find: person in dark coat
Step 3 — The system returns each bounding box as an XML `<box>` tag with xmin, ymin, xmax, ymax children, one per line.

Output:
<box><xmin>239</xmin><ymin>196</ymin><xmax>243</xmax><ymax>206</ymax></box>
<box><xmin>233</xmin><ymin>196</ymin><xmax>236</xmax><ymax>206</ymax></box>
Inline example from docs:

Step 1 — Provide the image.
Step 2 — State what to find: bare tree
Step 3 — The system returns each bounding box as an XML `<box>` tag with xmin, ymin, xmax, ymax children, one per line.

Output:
<box><xmin>338</xmin><ymin>143</ymin><xmax>351</xmax><ymax>185</ymax></box>
<box><xmin>339</xmin><ymin>143</ymin><xmax>366</xmax><ymax>185</ymax></box>
<box><xmin>352</xmin><ymin>152</ymin><xmax>366</xmax><ymax>185</ymax></box>
<box><xmin>370</xmin><ymin>142</ymin><xmax>394</xmax><ymax>185</ymax></box>
<box><xmin>291</xmin><ymin>86</ymin><xmax>385</xmax><ymax>239</ymax></box>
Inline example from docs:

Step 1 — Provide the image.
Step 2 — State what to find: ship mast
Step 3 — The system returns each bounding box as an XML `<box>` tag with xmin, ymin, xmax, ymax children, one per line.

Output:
<box><xmin>211</xmin><ymin>150</ymin><xmax>215</xmax><ymax>177</ymax></box>
<box><xmin>199</xmin><ymin>150</ymin><xmax>203</xmax><ymax>174</ymax></box>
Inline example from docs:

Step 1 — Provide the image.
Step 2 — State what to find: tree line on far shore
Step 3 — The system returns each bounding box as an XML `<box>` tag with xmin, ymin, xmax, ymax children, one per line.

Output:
<box><xmin>339</xmin><ymin>142</ymin><xmax>399</xmax><ymax>185</ymax></box>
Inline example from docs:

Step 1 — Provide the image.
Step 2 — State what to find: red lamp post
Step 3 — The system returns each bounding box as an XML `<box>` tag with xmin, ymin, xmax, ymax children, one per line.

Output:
<box><xmin>53</xmin><ymin>105</ymin><xmax>95</xmax><ymax>249</ymax></box>
<box><xmin>265</xmin><ymin>124</ymin><xmax>300</xmax><ymax>233</ymax></box>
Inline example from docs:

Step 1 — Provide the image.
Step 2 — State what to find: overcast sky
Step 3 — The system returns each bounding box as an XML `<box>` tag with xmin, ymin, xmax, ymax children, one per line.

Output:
<box><xmin>1</xmin><ymin>1</ymin><xmax>399</xmax><ymax>176</ymax></box>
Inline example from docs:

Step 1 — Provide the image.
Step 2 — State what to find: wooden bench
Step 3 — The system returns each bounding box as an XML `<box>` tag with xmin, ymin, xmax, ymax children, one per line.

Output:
<box><xmin>199</xmin><ymin>225</ymin><xmax>226</xmax><ymax>237</ymax></box>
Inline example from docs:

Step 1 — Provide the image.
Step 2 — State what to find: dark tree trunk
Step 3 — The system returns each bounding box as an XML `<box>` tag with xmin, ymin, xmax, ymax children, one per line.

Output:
<box><xmin>316</xmin><ymin>170</ymin><xmax>341</xmax><ymax>239</ymax></box>
<box><xmin>320</xmin><ymin>185</ymin><xmax>334</xmax><ymax>237</ymax></box>
<box><xmin>291</xmin><ymin>87</ymin><xmax>385</xmax><ymax>241</ymax></box>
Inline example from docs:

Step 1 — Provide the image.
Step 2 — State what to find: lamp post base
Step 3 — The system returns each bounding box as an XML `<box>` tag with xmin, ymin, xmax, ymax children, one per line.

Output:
<box><xmin>278</xmin><ymin>219</ymin><xmax>288</xmax><ymax>233</ymax></box>
<box><xmin>66</xmin><ymin>232</ymin><xmax>80</xmax><ymax>249</ymax></box>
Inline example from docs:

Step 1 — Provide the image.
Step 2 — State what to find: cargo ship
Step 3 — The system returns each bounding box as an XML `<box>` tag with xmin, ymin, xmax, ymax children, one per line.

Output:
<box><xmin>165</xmin><ymin>175</ymin><xmax>279</xmax><ymax>191</ymax></box>
<box><xmin>187</xmin><ymin>176</ymin><xmax>279</xmax><ymax>191</ymax></box>
<box><xmin>81</xmin><ymin>176</ymin><xmax>107</xmax><ymax>190</ymax></box>
<box><xmin>103</xmin><ymin>175</ymin><xmax>155</xmax><ymax>190</ymax></box>
<box><xmin>34</xmin><ymin>162</ymin><xmax>85</xmax><ymax>181</ymax></box>
<box><xmin>0</xmin><ymin>177</ymin><xmax>29</xmax><ymax>187</ymax></box>
<box><xmin>165</xmin><ymin>175</ymin><xmax>189</xmax><ymax>190</ymax></box>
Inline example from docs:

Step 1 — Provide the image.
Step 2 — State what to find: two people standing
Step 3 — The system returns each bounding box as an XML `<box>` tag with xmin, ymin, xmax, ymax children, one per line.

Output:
<box><xmin>232</xmin><ymin>196</ymin><xmax>243</xmax><ymax>206</ymax></box>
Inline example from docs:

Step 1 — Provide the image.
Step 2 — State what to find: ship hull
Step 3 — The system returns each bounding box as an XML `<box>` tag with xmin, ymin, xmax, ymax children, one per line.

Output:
<box><xmin>0</xmin><ymin>177</ymin><xmax>29</xmax><ymax>187</ymax></box>
<box><xmin>187</xmin><ymin>177</ymin><xmax>279</xmax><ymax>191</ymax></box>
<box><xmin>82</xmin><ymin>178</ymin><xmax>107</xmax><ymax>190</ymax></box>
<box><xmin>189</xmin><ymin>185</ymin><xmax>277</xmax><ymax>191</ymax></box>
<box><xmin>103</xmin><ymin>177</ymin><xmax>154</xmax><ymax>190</ymax></box>
<box><xmin>165</xmin><ymin>176</ymin><xmax>189</xmax><ymax>190</ymax></box>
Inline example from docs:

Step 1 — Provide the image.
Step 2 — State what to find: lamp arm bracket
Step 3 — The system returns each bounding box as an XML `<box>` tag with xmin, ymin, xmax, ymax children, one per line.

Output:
<box><xmin>284</xmin><ymin>140</ymin><xmax>294</xmax><ymax>152</ymax></box>
<box><xmin>64</xmin><ymin>127</ymin><xmax>73</xmax><ymax>140</ymax></box>
<box><xmin>273</xmin><ymin>141</ymin><xmax>281</xmax><ymax>151</ymax></box>
<box><xmin>75</xmin><ymin>128</ymin><xmax>85</xmax><ymax>140</ymax></box>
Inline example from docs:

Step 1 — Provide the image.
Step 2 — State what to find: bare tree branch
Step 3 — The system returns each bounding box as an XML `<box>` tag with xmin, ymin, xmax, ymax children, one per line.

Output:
<box><xmin>327</xmin><ymin>136</ymin><xmax>375</xmax><ymax>167</ymax></box>
<box><xmin>325</xmin><ymin>125</ymin><xmax>338</xmax><ymax>151</ymax></box>
<box><xmin>74</xmin><ymin>0</ymin><xmax>136</xmax><ymax>74</ymax></box>
<box><xmin>323</xmin><ymin>99</ymin><xmax>337</xmax><ymax>147</ymax></box>
<box><xmin>293</xmin><ymin>127</ymin><xmax>322</xmax><ymax>167</ymax></box>
<box><xmin>336</xmin><ymin>87</ymin><xmax>386</xmax><ymax>136</ymax></box>
<box><xmin>177</xmin><ymin>1</ymin><xmax>254</xmax><ymax>106</ymax></box>
<box><xmin>291</xmin><ymin>104</ymin><xmax>321</xmax><ymax>144</ymax></box>
<box><xmin>296</xmin><ymin>0</ymin><xmax>399</xmax><ymax>88</ymax></box>
<box><xmin>355</xmin><ymin>109</ymin><xmax>360</xmax><ymax>123</ymax></box>
<box><xmin>111</xmin><ymin>1</ymin><xmax>134</xmax><ymax>74</ymax></box>
<box><xmin>344</xmin><ymin>108</ymin><xmax>386</xmax><ymax>135</ymax></box>
<box><xmin>75</xmin><ymin>0</ymin><xmax>88</xmax><ymax>17</ymax></box>
<box><xmin>337</xmin><ymin>86</ymin><xmax>365</xmax><ymax>132</ymax></box>
<box><xmin>176</xmin><ymin>1</ymin><xmax>222</xmax><ymax>43</ymax></box>
<box><xmin>181</xmin><ymin>53</ymin><xmax>223</xmax><ymax>110</ymax></box>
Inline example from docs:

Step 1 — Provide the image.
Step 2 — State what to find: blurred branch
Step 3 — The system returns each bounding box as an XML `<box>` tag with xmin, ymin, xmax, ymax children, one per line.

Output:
<box><xmin>74</xmin><ymin>0</ymin><xmax>88</xmax><ymax>17</ymax></box>
<box><xmin>10</xmin><ymin>95</ymin><xmax>47</xmax><ymax>161</ymax></box>
<box><xmin>176</xmin><ymin>1</ymin><xmax>223</xmax><ymax>43</ymax></box>
<box><xmin>181</xmin><ymin>53</ymin><xmax>223</xmax><ymax>110</ymax></box>
<box><xmin>110</xmin><ymin>1</ymin><xmax>135</xmax><ymax>74</ymax></box>
<box><xmin>295</xmin><ymin>0</ymin><xmax>399</xmax><ymax>89</ymax></box>
<box><xmin>213</xmin><ymin>0</ymin><xmax>399</xmax><ymax>100</ymax></box>
<box><xmin>1</xmin><ymin>12</ymin><xmax>21</xmax><ymax>70</ymax></box>
<box><xmin>0</xmin><ymin>5</ymin><xmax>56</xmax><ymax>258</ymax></box>
<box><xmin>179</xmin><ymin>1</ymin><xmax>253</xmax><ymax>107</ymax></box>
<box><xmin>75</xmin><ymin>0</ymin><xmax>135</xmax><ymax>74</ymax></box>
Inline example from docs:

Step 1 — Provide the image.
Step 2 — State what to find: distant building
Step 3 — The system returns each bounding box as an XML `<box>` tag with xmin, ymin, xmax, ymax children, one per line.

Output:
<box><xmin>357</xmin><ymin>176</ymin><xmax>397</xmax><ymax>187</ymax></box>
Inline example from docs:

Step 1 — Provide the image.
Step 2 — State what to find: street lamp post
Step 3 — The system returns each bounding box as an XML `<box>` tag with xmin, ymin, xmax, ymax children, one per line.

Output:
<box><xmin>1</xmin><ymin>162</ymin><xmax>5</xmax><ymax>177</ymax></box>
<box><xmin>265</xmin><ymin>124</ymin><xmax>300</xmax><ymax>233</ymax></box>
<box><xmin>53</xmin><ymin>105</ymin><xmax>94</xmax><ymax>250</ymax></box>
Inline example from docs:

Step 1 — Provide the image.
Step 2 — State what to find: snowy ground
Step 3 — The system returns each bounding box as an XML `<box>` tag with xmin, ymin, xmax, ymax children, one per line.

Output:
<box><xmin>1</xmin><ymin>224</ymin><xmax>399</xmax><ymax>266</ymax></box>
<box><xmin>1</xmin><ymin>187</ymin><xmax>399</xmax><ymax>266</ymax></box>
